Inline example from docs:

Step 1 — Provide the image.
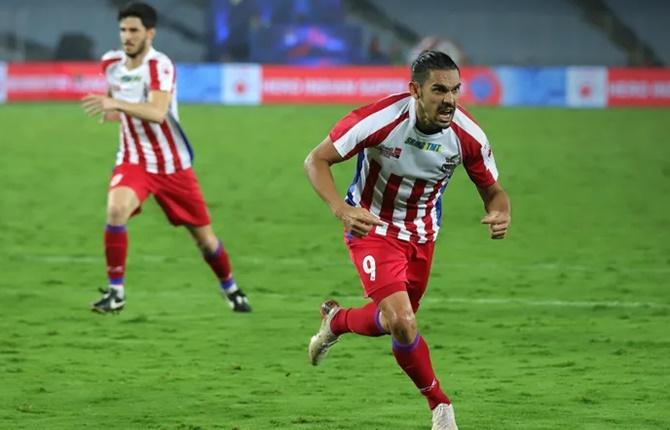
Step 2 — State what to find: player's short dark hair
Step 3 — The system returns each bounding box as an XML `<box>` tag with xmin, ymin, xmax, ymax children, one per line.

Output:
<box><xmin>118</xmin><ymin>2</ymin><xmax>157</xmax><ymax>29</ymax></box>
<box><xmin>411</xmin><ymin>50</ymin><xmax>459</xmax><ymax>84</ymax></box>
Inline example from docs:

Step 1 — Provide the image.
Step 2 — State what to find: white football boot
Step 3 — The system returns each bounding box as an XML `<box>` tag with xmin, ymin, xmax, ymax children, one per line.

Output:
<box><xmin>308</xmin><ymin>300</ymin><xmax>341</xmax><ymax>365</ymax></box>
<box><xmin>432</xmin><ymin>403</ymin><xmax>458</xmax><ymax>430</ymax></box>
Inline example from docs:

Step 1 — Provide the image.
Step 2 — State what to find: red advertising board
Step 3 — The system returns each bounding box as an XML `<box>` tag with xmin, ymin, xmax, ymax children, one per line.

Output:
<box><xmin>6</xmin><ymin>62</ymin><xmax>106</xmax><ymax>101</ymax></box>
<box><xmin>261</xmin><ymin>65</ymin><xmax>501</xmax><ymax>105</ymax></box>
<box><xmin>459</xmin><ymin>67</ymin><xmax>501</xmax><ymax>106</ymax></box>
<box><xmin>608</xmin><ymin>68</ymin><xmax>670</xmax><ymax>106</ymax></box>
<box><xmin>261</xmin><ymin>66</ymin><xmax>409</xmax><ymax>104</ymax></box>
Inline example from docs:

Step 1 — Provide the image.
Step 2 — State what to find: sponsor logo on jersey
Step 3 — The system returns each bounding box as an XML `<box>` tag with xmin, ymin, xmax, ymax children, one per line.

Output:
<box><xmin>121</xmin><ymin>75</ymin><xmax>142</xmax><ymax>83</ymax></box>
<box><xmin>377</xmin><ymin>145</ymin><xmax>402</xmax><ymax>159</ymax></box>
<box><xmin>404</xmin><ymin>137</ymin><xmax>442</xmax><ymax>152</ymax></box>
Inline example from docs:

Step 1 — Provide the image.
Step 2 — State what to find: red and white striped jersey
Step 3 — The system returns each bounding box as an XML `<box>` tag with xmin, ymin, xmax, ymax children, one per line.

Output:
<box><xmin>331</xmin><ymin>92</ymin><xmax>499</xmax><ymax>243</ymax></box>
<box><xmin>102</xmin><ymin>48</ymin><xmax>193</xmax><ymax>174</ymax></box>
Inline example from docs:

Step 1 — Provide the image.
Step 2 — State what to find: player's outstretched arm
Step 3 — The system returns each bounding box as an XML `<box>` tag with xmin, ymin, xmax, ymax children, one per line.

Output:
<box><xmin>304</xmin><ymin>137</ymin><xmax>383</xmax><ymax>237</ymax></box>
<box><xmin>80</xmin><ymin>90</ymin><xmax>120</xmax><ymax>123</ymax></box>
<box><xmin>81</xmin><ymin>90</ymin><xmax>171</xmax><ymax>124</ymax></box>
<box><xmin>478</xmin><ymin>182</ymin><xmax>511</xmax><ymax>239</ymax></box>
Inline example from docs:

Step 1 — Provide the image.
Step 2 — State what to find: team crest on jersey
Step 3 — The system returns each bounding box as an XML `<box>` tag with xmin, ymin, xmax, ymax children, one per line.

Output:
<box><xmin>440</xmin><ymin>154</ymin><xmax>460</xmax><ymax>177</ymax></box>
<box><xmin>376</xmin><ymin>145</ymin><xmax>402</xmax><ymax>159</ymax></box>
<box><xmin>404</xmin><ymin>137</ymin><xmax>443</xmax><ymax>153</ymax></box>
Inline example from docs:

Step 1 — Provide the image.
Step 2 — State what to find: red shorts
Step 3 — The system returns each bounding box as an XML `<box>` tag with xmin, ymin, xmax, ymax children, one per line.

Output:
<box><xmin>109</xmin><ymin>163</ymin><xmax>211</xmax><ymax>227</ymax></box>
<box><xmin>346</xmin><ymin>232</ymin><xmax>434</xmax><ymax>312</ymax></box>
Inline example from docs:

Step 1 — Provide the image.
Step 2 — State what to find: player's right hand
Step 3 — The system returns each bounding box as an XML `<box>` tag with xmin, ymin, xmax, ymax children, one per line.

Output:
<box><xmin>334</xmin><ymin>205</ymin><xmax>384</xmax><ymax>238</ymax></box>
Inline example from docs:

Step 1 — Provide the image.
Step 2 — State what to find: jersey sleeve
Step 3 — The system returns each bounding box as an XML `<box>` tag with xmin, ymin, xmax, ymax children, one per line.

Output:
<box><xmin>329</xmin><ymin>110</ymin><xmax>368</xmax><ymax>159</ymax></box>
<box><xmin>100</xmin><ymin>50</ymin><xmax>123</xmax><ymax>76</ymax></box>
<box><xmin>328</xmin><ymin>93</ymin><xmax>411</xmax><ymax>160</ymax></box>
<box><xmin>147</xmin><ymin>57</ymin><xmax>175</xmax><ymax>93</ymax></box>
<box><xmin>460</xmin><ymin>131</ymin><xmax>499</xmax><ymax>188</ymax></box>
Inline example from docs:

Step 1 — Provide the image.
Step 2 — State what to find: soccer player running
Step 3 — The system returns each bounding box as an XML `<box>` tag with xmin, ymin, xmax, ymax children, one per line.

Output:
<box><xmin>81</xmin><ymin>2</ymin><xmax>251</xmax><ymax>313</ymax></box>
<box><xmin>305</xmin><ymin>50</ymin><xmax>511</xmax><ymax>429</ymax></box>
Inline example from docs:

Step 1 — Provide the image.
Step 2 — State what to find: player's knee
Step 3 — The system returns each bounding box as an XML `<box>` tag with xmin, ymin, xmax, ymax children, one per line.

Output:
<box><xmin>107</xmin><ymin>202</ymin><xmax>132</xmax><ymax>224</ymax></box>
<box><xmin>387</xmin><ymin>311</ymin><xmax>417</xmax><ymax>343</ymax></box>
<box><xmin>198</xmin><ymin>238</ymin><xmax>219</xmax><ymax>254</ymax></box>
<box><xmin>191</xmin><ymin>231</ymin><xmax>219</xmax><ymax>254</ymax></box>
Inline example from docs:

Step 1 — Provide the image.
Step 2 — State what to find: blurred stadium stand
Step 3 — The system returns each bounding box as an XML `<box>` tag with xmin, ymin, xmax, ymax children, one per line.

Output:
<box><xmin>0</xmin><ymin>0</ymin><xmax>206</xmax><ymax>61</ymax></box>
<box><xmin>0</xmin><ymin>0</ymin><xmax>667</xmax><ymax>66</ymax></box>
<box><xmin>597</xmin><ymin>0</ymin><xmax>668</xmax><ymax>65</ymax></box>
<box><xmin>361</xmin><ymin>0</ymin><xmax>630</xmax><ymax>66</ymax></box>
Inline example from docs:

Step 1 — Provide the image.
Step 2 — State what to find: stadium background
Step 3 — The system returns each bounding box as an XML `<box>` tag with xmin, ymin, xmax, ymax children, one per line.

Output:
<box><xmin>1</xmin><ymin>1</ymin><xmax>669</xmax><ymax>429</ymax></box>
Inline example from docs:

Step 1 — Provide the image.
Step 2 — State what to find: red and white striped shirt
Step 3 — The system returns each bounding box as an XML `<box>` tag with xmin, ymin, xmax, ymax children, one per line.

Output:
<box><xmin>331</xmin><ymin>92</ymin><xmax>499</xmax><ymax>243</ymax></box>
<box><xmin>102</xmin><ymin>48</ymin><xmax>192</xmax><ymax>174</ymax></box>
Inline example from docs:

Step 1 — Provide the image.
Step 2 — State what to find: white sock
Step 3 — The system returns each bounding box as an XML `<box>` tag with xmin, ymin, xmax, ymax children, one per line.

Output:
<box><xmin>109</xmin><ymin>284</ymin><xmax>125</xmax><ymax>299</ymax></box>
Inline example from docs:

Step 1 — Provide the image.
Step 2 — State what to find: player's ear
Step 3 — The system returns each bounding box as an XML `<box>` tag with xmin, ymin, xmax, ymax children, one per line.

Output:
<box><xmin>409</xmin><ymin>80</ymin><xmax>421</xmax><ymax>99</ymax></box>
<box><xmin>147</xmin><ymin>27</ymin><xmax>156</xmax><ymax>41</ymax></box>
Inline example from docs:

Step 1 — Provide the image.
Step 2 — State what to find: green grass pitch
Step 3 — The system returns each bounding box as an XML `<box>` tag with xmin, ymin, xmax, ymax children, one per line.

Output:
<box><xmin>1</xmin><ymin>103</ymin><xmax>669</xmax><ymax>429</ymax></box>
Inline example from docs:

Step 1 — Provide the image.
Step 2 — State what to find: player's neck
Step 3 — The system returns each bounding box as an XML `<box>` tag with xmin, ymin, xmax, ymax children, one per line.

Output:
<box><xmin>415</xmin><ymin>116</ymin><xmax>442</xmax><ymax>135</ymax></box>
<box><xmin>414</xmin><ymin>105</ymin><xmax>442</xmax><ymax>135</ymax></box>
<box><xmin>125</xmin><ymin>45</ymin><xmax>152</xmax><ymax>70</ymax></box>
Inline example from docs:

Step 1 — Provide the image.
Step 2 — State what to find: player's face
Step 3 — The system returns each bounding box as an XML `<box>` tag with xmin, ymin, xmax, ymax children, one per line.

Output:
<box><xmin>411</xmin><ymin>69</ymin><xmax>461</xmax><ymax>134</ymax></box>
<box><xmin>119</xmin><ymin>17</ymin><xmax>154</xmax><ymax>58</ymax></box>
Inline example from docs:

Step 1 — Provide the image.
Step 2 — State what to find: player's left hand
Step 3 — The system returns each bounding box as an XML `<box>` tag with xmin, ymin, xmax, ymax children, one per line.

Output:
<box><xmin>81</xmin><ymin>94</ymin><xmax>117</xmax><ymax>118</ymax></box>
<box><xmin>481</xmin><ymin>211</ymin><xmax>510</xmax><ymax>239</ymax></box>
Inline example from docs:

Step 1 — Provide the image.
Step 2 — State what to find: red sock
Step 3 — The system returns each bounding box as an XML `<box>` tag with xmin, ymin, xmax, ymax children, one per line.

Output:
<box><xmin>330</xmin><ymin>302</ymin><xmax>386</xmax><ymax>336</ymax></box>
<box><xmin>204</xmin><ymin>240</ymin><xmax>233</xmax><ymax>282</ymax></box>
<box><xmin>392</xmin><ymin>335</ymin><xmax>450</xmax><ymax>410</ymax></box>
<box><xmin>105</xmin><ymin>224</ymin><xmax>128</xmax><ymax>285</ymax></box>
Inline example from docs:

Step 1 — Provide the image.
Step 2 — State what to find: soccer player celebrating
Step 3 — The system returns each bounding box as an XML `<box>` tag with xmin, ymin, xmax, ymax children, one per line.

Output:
<box><xmin>81</xmin><ymin>2</ymin><xmax>251</xmax><ymax>313</ymax></box>
<box><xmin>305</xmin><ymin>50</ymin><xmax>511</xmax><ymax>429</ymax></box>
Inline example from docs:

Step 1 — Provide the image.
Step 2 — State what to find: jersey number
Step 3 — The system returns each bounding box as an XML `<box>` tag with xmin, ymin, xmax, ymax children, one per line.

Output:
<box><xmin>362</xmin><ymin>255</ymin><xmax>376</xmax><ymax>281</ymax></box>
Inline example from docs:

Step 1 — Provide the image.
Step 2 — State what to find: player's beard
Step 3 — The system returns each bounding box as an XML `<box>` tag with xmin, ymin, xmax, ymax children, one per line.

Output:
<box><xmin>125</xmin><ymin>39</ymin><xmax>147</xmax><ymax>58</ymax></box>
<box><xmin>417</xmin><ymin>100</ymin><xmax>453</xmax><ymax>133</ymax></box>
<box><xmin>435</xmin><ymin>102</ymin><xmax>455</xmax><ymax>127</ymax></box>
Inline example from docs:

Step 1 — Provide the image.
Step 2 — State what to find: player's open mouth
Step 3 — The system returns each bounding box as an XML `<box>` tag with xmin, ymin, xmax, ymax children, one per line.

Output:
<box><xmin>437</xmin><ymin>107</ymin><xmax>454</xmax><ymax>122</ymax></box>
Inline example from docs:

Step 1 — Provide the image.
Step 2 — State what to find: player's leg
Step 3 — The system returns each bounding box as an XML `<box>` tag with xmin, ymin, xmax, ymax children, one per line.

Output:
<box><xmin>315</xmin><ymin>236</ymin><xmax>432</xmax><ymax>336</ymax></box>
<box><xmin>185</xmin><ymin>224</ymin><xmax>251</xmax><ymax>312</ymax></box>
<box><xmin>104</xmin><ymin>186</ymin><xmax>140</xmax><ymax>287</ymax></box>
<box><xmin>92</xmin><ymin>166</ymin><xmax>146</xmax><ymax>313</ymax></box>
<box><xmin>309</xmin><ymin>234</ymin><xmax>404</xmax><ymax>365</ymax></box>
<box><xmin>329</xmin><ymin>301</ymin><xmax>386</xmax><ymax>337</ymax></box>
<box><xmin>379</xmin><ymin>291</ymin><xmax>451</xmax><ymax>407</ymax></box>
<box><xmin>327</xmin><ymin>234</ymin><xmax>407</xmax><ymax>337</ymax></box>
<box><xmin>397</xmin><ymin>242</ymin><xmax>457</xmax><ymax>429</ymax></box>
<box><xmin>380</xmin><ymin>290</ymin><xmax>457</xmax><ymax>429</ymax></box>
<box><xmin>405</xmin><ymin>241</ymin><xmax>435</xmax><ymax>313</ymax></box>
<box><xmin>151</xmin><ymin>168</ymin><xmax>250</xmax><ymax>312</ymax></box>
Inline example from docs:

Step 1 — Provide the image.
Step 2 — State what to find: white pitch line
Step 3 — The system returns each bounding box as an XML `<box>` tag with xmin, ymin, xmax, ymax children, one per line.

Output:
<box><xmin>419</xmin><ymin>296</ymin><xmax>670</xmax><ymax>309</ymax></box>
<box><xmin>8</xmin><ymin>254</ymin><xmax>670</xmax><ymax>274</ymax></box>
<box><xmin>178</xmin><ymin>291</ymin><xmax>668</xmax><ymax>310</ymax></box>
<box><xmin>2</xmin><ymin>263</ymin><xmax>668</xmax><ymax>309</ymax></box>
<box><xmin>253</xmin><ymin>294</ymin><xmax>669</xmax><ymax>310</ymax></box>
<box><xmin>11</xmin><ymin>254</ymin><xmax>669</xmax><ymax>310</ymax></box>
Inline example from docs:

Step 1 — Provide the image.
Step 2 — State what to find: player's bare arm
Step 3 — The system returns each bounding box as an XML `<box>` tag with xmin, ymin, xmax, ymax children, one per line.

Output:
<box><xmin>89</xmin><ymin>90</ymin><xmax>121</xmax><ymax>123</ymax></box>
<box><xmin>101</xmin><ymin>89</ymin><xmax>121</xmax><ymax>122</ymax></box>
<box><xmin>478</xmin><ymin>182</ymin><xmax>511</xmax><ymax>239</ymax></box>
<box><xmin>81</xmin><ymin>89</ymin><xmax>171</xmax><ymax>124</ymax></box>
<box><xmin>304</xmin><ymin>136</ymin><xmax>383</xmax><ymax>237</ymax></box>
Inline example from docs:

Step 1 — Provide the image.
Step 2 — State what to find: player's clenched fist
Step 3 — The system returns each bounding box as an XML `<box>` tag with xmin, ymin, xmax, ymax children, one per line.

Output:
<box><xmin>481</xmin><ymin>211</ymin><xmax>511</xmax><ymax>239</ymax></box>
<box><xmin>335</xmin><ymin>205</ymin><xmax>384</xmax><ymax>238</ymax></box>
